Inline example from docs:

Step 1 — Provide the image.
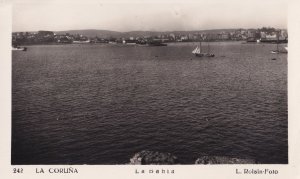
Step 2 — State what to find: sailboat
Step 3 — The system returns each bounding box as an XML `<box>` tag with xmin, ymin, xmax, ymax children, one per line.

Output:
<box><xmin>12</xmin><ymin>46</ymin><xmax>27</xmax><ymax>51</ymax></box>
<box><xmin>270</xmin><ymin>31</ymin><xmax>287</xmax><ymax>54</ymax></box>
<box><xmin>192</xmin><ymin>41</ymin><xmax>215</xmax><ymax>57</ymax></box>
<box><xmin>270</xmin><ymin>43</ymin><xmax>287</xmax><ymax>54</ymax></box>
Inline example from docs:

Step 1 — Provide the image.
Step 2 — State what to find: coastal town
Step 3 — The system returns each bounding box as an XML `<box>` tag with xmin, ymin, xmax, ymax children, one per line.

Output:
<box><xmin>12</xmin><ymin>27</ymin><xmax>288</xmax><ymax>46</ymax></box>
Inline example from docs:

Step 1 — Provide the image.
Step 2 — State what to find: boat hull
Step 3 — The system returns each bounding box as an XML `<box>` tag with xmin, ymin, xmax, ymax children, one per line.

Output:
<box><xmin>270</xmin><ymin>50</ymin><xmax>287</xmax><ymax>54</ymax></box>
<box><xmin>12</xmin><ymin>47</ymin><xmax>27</xmax><ymax>51</ymax></box>
<box><xmin>195</xmin><ymin>53</ymin><xmax>215</xmax><ymax>57</ymax></box>
<box><xmin>147</xmin><ymin>43</ymin><xmax>167</xmax><ymax>46</ymax></box>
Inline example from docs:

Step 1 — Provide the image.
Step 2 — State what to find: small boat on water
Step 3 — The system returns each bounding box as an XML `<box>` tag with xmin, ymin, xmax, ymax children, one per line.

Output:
<box><xmin>270</xmin><ymin>44</ymin><xmax>287</xmax><ymax>54</ymax></box>
<box><xmin>192</xmin><ymin>41</ymin><xmax>214</xmax><ymax>57</ymax></box>
<box><xmin>147</xmin><ymin>41</ymin><xmax>167</xmax><ymax>46</ymax></box>
<box><xmin>12</xmin><ymin>46</ymin><xmax>27</xmax><ymax>51</ymax></box>
<box><xmin>270</xmin><ymin>31</ymin><xmax>287</xmax><ymax>54</ymax></box>
<box><xmin>270</xmin><ymin>50</ymin><xmax>286</xmax><ymax>54</ymax></box>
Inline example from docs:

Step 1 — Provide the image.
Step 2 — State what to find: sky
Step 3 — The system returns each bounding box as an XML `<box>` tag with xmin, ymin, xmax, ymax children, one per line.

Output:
<box><xmin>12</xmin><ymin>0</ymin><xmax>288</xmax><ymax>32</ymax></box>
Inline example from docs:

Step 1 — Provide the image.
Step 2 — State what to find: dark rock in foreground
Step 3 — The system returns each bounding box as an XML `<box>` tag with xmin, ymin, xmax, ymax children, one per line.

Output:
<box><xmin>129</xmin><ymin>150</ymin><xmax>258</xmax><ymax>164</ymax></box>
<box><xmin>195</xmin><ymin>156</ymin><xmax>257</xmax><ymax>164</ymax></box>
<box><xmin>129</xmin><ymin>150</ymin><xmax>179</xmax><ymax>165</ymax></box>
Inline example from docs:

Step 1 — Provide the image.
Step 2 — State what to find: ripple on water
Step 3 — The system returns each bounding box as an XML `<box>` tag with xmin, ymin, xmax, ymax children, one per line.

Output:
<box><xmin>12</xmin><ymin>42</ymin><xmax>287</xmax><ymax>164</ymax></box>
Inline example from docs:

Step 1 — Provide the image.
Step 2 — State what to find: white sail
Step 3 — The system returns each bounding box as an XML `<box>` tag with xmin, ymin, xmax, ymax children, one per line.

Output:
<box><xmin>192</xmin><ymin>46</ymin><xmax>201</xmax><ymax>54</ymax></box>
<box><xmin>192</xmin><ymin>46</ymin><xmax>197</xmax><ymax>54</ymax></box>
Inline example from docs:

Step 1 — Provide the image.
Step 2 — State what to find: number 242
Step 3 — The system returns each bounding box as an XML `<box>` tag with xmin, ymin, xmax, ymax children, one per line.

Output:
<box><xmin>13</xmin><ymin>168</ymin><xmax>23</xmax><ymax>173</ymax></box>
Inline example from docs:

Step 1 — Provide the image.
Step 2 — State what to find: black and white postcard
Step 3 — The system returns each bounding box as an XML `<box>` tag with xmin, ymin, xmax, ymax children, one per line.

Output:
<box><xmin>1</xmin><ymin>0</ymin><xmax>299</xmax><ymax>178</ymax></box>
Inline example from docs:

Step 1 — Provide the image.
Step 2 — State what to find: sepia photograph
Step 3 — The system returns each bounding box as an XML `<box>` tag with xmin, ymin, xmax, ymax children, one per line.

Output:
<box><xmin>10</xmin><ymin>0</ymin><xmax>288</xmax><ymax>166</ymax></box>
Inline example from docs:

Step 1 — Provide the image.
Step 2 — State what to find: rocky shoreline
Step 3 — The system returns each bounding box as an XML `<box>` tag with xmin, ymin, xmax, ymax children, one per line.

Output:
<box><xmin>129</xmin><ymin>150</ymin><xmax>258</xmax><ymax>165</ymax></box>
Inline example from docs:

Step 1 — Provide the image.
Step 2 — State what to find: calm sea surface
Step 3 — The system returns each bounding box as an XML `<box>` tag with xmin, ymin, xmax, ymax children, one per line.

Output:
<box><xmin>12</xmin><ymin>42</ymin><xmax>288</xmax><ymax>164</ymax></box>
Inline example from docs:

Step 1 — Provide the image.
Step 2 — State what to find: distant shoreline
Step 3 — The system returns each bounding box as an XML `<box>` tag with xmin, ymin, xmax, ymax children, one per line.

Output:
<box><xmin>14</xmin><ymin>40</ymin><xmax>288</xmax><ymax>47</ymax></box>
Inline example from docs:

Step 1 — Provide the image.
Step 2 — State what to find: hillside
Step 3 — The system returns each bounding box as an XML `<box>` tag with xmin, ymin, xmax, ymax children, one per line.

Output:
<box><xmin>55</xmin><ymin>29</ymin><xmax>240</xmax><ymax>38</ymax></box>
<box><xmin>55</xmin><ymin>29</ymin><xmax>123</xmax><ymax>38</ymax></box>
